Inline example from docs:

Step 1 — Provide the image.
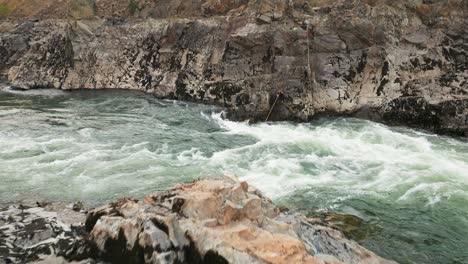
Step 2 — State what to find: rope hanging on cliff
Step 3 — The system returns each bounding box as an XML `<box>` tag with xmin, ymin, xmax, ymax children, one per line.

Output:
<box><xmin>265</xmin><ymin>92</ymin><xmax>281</xmax><ymax>122</ymax></box>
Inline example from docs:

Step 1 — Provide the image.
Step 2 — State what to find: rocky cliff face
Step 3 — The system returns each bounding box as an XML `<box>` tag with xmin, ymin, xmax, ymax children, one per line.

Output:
<box><xmin>0</xmin><ymin>0</ymin><xmax>466</xmax><ymax>135</ymax></box>
<box><xmin>0</xmin><ymin>177</ymin><xmax>396</xmax><ymax>264</ymax></box>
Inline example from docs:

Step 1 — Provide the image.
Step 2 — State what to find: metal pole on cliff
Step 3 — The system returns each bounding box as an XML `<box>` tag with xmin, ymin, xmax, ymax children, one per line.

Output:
<box><xmin>265</xmin><ymin>92</ymin><xmax>281</xmax><ymax>122</ymax></box>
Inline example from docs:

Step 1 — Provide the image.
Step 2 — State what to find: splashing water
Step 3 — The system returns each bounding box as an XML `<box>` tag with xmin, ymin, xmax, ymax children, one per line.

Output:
<box><xmin>0</xmin><ymin>88</ymin><xmax>467</xmax><ymax>264</ymax></box>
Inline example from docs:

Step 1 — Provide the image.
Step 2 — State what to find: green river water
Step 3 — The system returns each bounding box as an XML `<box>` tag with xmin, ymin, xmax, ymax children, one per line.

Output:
<box><xmin>0</xmin><ymin>88</ymin><xmax>467</xmax><ymax>264</ymax></box>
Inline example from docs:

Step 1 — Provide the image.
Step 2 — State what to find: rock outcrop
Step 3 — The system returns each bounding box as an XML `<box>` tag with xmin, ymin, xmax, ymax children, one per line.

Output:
<box><xmin>0</xmin><ymin>203</ymin><xmax>90</xmax><ymax>264</ymax></box>
<box><xmin>0</xmin><ymin>0</ymin><xmax>466</xmax><ymax>136</ymax></box>
<box><xmin>0</xmin><ymin>177</ymin><xmax>397</xmax><ymax>264</ymax></box>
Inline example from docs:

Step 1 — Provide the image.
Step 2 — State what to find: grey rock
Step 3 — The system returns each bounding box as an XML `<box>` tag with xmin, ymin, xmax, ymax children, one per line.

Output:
<box><xmin>81</xmin><ymin>177</ymin><xmax>395</xmax><ymax>264</ymax></box>
<box><xmin>0</xmin><ymin>178</ymin><xmax>396</xmax><ymax>263</ymax></box>
<box><xmin>276</xmin><ymin>213</ymin><xmax>394</xmax><ymax>264</ymax></box>
<box><xmin>0</xmin><ymin>0</ymin><xmax>466</xmax><ymax>136</ymax></box>
<box><xmin>0</xmin><ymin>204</ymin><xmax>89</xmax><ymax>264</ymax></box>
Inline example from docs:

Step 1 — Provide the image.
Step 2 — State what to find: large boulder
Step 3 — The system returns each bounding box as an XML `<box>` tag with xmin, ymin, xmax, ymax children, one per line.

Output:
<box><xmin>83</xmin><ymin>177</ymin><xmax>396</xmax><ymax>264</ymax></box>
<box><xmin>0</xmin><ymin>178</ymin><xmax>396</xmax><ymax>263</ymax></box>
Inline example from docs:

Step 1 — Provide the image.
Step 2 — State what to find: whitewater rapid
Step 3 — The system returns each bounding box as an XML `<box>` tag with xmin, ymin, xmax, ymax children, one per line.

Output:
<box><xmin>1</xmin><ymin>88</ymin><xmax>467</xmax><ymax>206</ymax></box>
<box><xmin>0</xmin><ymin>88</ymin><xmax>467</xmax><ymax>263</ymax></box>
<box><xmin>210</xmin><ymin>113</ymin><xmax>468</xmax><ymax>204</ymax></box>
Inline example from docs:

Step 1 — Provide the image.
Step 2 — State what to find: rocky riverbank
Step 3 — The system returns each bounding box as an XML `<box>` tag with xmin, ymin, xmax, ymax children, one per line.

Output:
<box><xmin>0</xmin><ymin>0</ymin><xmax>467</xmax><ymax>136</ymax></box>
<box><xmin>0</xmin><ymin>177</ymin><xmax>396</xmax><ymax>264</ymax></box>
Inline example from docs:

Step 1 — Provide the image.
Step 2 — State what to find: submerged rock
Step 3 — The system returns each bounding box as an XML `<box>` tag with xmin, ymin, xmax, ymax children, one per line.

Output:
<box><xmin>0</xmin><ymin>177</ymin><xmax>396</xmax><ymax>263</ymax></box>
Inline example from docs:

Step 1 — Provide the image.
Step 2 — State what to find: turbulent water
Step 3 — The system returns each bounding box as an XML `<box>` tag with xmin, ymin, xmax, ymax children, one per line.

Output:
<box><xmin>0</xmin><ymin>88</ymin><xmax>467</xmax><ymax>264</ymax></box>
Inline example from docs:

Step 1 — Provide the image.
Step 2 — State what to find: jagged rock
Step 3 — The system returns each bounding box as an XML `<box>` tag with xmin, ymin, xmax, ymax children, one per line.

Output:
<box><xmin>0</xmin><ymin>178</ymin><xmax>396</xmax><ymax>263</ymax></box>
<box><xmin>83</xmin><ymin>177</ymin><xmax>396</xmax><ymax>264</ymax></box>
<box><xmin>256</xmin><ymin>14</ymin><xmax>273</xmax><ymax>24</ymax></box>
<box><xmin>0</xmin><ymin>1</ymin><xmax>466</xmax><ymax>136</ymax></box>
<box><xmin>0</xmin><ymin>204</ymin><xmax>90</xmax><ymax>264</ymax></box>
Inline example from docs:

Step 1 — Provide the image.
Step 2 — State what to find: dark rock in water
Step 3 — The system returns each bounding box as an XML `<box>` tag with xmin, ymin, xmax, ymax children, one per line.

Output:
<box><xmin>69</xmin><ymin>202</ymin><xmax>84</xmax><ymax>212</ymax></box>
<box><xmin>0</xmin><ymin>0</ymin><xmax>466</xmax><ymax>136</ymax></box>
<box><xmin>324</xmin><ymin>213</ymin><xmax>363</xmax><ymax>233</ymax></box>
<box><xmin>36</xmin><ymin>201</ymin><xmax>51</xmax><ymax>208</ymax></box>
<box><xmin>0</xmin><ymin>178</ymin><xmax>397</xmax><ymax>263</ymax></box>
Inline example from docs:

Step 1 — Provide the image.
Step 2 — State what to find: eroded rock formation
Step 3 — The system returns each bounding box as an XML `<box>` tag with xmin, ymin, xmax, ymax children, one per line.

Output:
<box><xmin>0</xmin><ymin>203</ymin><xmax>90</xmax><ymax>264</ymax></box>
<box><xmin>0</xmin><ymin>0</ymin><xmax>466</xmax><ymax>135</ymax></box>
<box><xmin>0</xmin><ymin>177</ymin><xmax>397</xmax><ymax>263</ymax></box>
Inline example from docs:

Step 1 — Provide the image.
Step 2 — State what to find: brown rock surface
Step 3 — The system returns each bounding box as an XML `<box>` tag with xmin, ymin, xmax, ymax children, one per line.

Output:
<box><xmin>83</xmin><ymin>177</ymin><xmax>396</xmax><ymax>264</ymax></box>
<box><xmin>0</xmin><ymin>178</ymin><xmax>396</xmax><ymax>263</ymax></box>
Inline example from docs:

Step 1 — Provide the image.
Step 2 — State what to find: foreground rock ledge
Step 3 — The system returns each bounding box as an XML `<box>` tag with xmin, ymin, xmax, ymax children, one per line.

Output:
<box><xmin>0</xmin><ymin>177</ymin><xmax>396</xmax><ymax>264</ymax></box>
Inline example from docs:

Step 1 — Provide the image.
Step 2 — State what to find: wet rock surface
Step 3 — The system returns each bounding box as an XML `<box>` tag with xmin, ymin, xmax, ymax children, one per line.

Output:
<box><xmin>0</xmin><ymin>0</ymin><xmax>466</xmax><ymax>136</ymax></box>
<box><xmin>0</xmin><ymin>177</ymin><xmax>397</xmax><ymax>264</ymax></box>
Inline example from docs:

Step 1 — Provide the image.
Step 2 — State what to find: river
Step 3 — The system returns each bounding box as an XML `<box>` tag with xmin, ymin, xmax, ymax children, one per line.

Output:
<box><xmin>0</xmin><ymin>88</ymin><xmax>467</xmax><ymax>264</ymax></box>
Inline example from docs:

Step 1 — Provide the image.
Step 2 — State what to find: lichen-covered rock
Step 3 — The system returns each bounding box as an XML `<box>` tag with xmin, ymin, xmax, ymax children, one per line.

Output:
<box><xmin>0</xmin><ymin>0</ymin><xmax>466</xmax><ymax>136</ymax></box>
<box><xmin>83</xmin><ymin>177</ymin><xmax>396</xmax><ymax>264</ymax></box>
<box><xmin>0</xmin><ymin>204</ymin><xmax>90</xmax><ymax>264</ymax></box>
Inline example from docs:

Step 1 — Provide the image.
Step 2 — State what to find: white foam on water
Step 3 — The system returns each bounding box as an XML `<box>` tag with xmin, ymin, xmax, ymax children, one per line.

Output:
<box><xmin>209</xmin><ymin>113</ymin><xmax>468</xmax><ymax>203</ymax></box>
<box><xmin>177</xmin><ymin>148</ymin><xmax>208</xmax><ymax>164</ymax></box>
<box><xmin>1</xmin><ymin>92</ymin><xmax>467</xmax><ymax>208</ymax></box>
<box><xmin>1</xmin><ymin>87</ymin><xmax>68</xmax><ymax>97</ymax></box>
<box><xmin>2</xmin><ymin>90</ymin><xmax>467</xmax><ymax>264</ymax></box>
<box><xmin>0</xmin><ymin>108</ymin><xmax>23</xmax><ymax>116</ymax></box>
